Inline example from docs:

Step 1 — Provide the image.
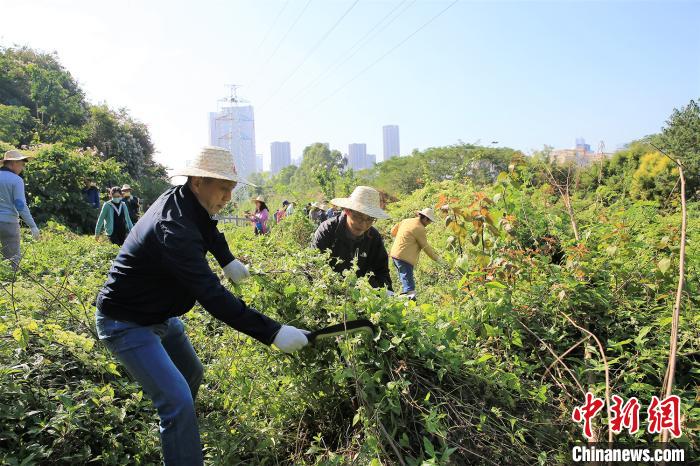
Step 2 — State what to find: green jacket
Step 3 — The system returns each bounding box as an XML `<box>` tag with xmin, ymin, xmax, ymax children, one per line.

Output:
<box><xmin>95</xmin><ymin>200</ymin><xmax>134</xmax><ymax>236</ymax></box>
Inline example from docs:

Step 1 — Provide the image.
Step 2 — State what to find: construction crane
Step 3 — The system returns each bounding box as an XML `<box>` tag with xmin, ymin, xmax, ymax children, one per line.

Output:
<box><xmin>212</xmin><ymin>84</ymin><xmax>256</xmax><ymax>204</ymax></box>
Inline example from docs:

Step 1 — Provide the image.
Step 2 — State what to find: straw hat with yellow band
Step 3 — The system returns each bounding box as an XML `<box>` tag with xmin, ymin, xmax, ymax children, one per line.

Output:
<box><xmin>170</xmin><ymin>146</ymin><xmax>252</xmax><ymax>185</ymax></box>
<box><xmin>330</xmin><ymin>186</ymin><xmax>390</xmax><ymax>220</ymax></box>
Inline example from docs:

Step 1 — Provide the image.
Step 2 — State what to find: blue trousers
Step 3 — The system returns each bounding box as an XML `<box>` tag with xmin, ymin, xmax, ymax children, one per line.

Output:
<box><xmin>392</xmin><ymin>257</ymin><xmax>416</xmax><ymax>293</ymax></box>
<box><xmin>96</xmin><ymin>310</ymin><xmax>204</xmax><ymax>466</ymax></box>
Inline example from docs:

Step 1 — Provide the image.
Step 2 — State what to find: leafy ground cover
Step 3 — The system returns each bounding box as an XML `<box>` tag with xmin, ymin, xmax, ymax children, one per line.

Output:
<box><xmin>0</xmin><ymin>170</ymin><xmax>697</xmax><ymax>465</ymax></box>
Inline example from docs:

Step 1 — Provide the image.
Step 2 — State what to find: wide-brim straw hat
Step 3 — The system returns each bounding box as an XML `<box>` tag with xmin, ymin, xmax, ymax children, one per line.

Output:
<box><xmin>253</xmin><ymin>195</ymin><xmax>266</xmax><ymax>203</ymax></box>
<box><xmin>416</xmin><ymin>207</ymin><xmax>436</xmax><ymax>223</ymax></box>
<box><xmin>170</xmin><ymin>146</ymin><xmax>250</xmax><ymax>184</ymax></box>
<box><xmin>3</xmin><ymin>150</ymin><xmax>33</xmax><ymax>162</ymax></box>
<box><xmin>330</xmin><ymin>186</ymin><xmax>389</xmax><ymax>220</ymax></box>
<box><xmin>121</xmin><ymin>184</ymin><xmax>132</xmax><ymax>191</ymax></box>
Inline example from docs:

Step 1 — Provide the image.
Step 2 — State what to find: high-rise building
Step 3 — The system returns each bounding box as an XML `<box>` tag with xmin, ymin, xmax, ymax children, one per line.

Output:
<box><xmin>383</xmin><ymin>125</ymin><xmax>400</xmax><ymax>161</ymax></box>
<box><xmin>346</xmin><ymin>145</ymin><xmax>376</xmax><ymax>170</ymax></box>
<box><xmin>270</xmin><ymin>141</ymin><xmax>292</xmax><ymax>174</ymax></box>
<box><xmin>347</xmin><ymin>143</ymin><xmax>367</xmax><ymax>171</ymax></box>
<box><xmin>208</xmin><ymin>104</ymin><xmax>256</xmax><ymax>179</ymax></box>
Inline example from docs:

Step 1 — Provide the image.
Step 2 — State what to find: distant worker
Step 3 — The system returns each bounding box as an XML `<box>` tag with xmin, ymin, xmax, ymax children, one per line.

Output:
<box><xmin>313</xmin><ymin>186</ymin><xmax>393</xmax><ymax>292</ymax></box>
<box><xmin>121</xmin><ymin>184</ymin><xmax>140</xmax><ymax>223</ymax></box>
<box><xmin>0</xmin><ymin>150</ymin><xmax>40</xmax><ymax>269</ymax></box>
<box><xmin>308</xmin><ymin>202</ymin><xmax>326</xmax><ymax>225</ymax></box>
<box><xmin>285</xmin><ymin>201</ymin><xmax>295</xmax><ymax>216</ymax></box>
<box><xmin>95</xmin><ymin>186</ymin><xmax>134</xmax><ymax>246</ymax></box>
<box><xmin>83</xmin><ymin>180</ymin><xmax>100</xmax><ymax>209</ymax></box>
<box><xmin>275</xmin><ymin>200</ymin><xmax>290</xmax><ymax>224</ymax></box>
<box><xmin>247</xmin><ymin>195</ymin><xmax>269</xmax><ymax>235</ymax></box>
<box><xmin>390</xmin><ymin>208</ymin><xmax>444</xmax><ymax>299</ymax></box>
<box><xmin>326</xmin><ymin>204</ymin><xmax>339</xmax><ymax>220</ymax></box>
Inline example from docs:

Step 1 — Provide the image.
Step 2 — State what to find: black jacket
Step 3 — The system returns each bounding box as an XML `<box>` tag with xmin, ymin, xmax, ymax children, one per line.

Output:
<box><xmin>124</xmin><ymin>195</ymin><xmax>139</xmax><ymax>222</ymax></box>
<box><xmin>96</xmin><ymin>184</ymin><xmax>281</xmax><ymax>345</ymax></box>
<box><xmin>312</xmin><ymin>214</ymin><xmax>393</xmax><ymax>291</ymax></box>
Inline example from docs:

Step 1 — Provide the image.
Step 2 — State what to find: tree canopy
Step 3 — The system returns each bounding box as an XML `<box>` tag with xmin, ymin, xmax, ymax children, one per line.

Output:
<box><xmin>0</xmin><ymin>46</ymin><xmax>169</xmax><ymax>223</ymax></box>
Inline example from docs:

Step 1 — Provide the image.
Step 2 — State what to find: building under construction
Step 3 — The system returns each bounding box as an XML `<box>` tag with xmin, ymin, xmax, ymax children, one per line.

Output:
<box><xmin>208</xmin><ymin>85</ymin><xmax>257</xmax><ymax>180</ymax></box>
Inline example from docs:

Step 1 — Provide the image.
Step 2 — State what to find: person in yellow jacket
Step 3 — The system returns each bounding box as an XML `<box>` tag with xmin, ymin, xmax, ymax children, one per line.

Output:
<box><xmin>389</xmin><ymin>207</ymin><xmax>443</xmax><ymax>298</ymax></box>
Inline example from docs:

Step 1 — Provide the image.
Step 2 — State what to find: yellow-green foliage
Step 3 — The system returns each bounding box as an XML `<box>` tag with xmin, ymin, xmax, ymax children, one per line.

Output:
<box><xmin>631</xmin><ymin>151</ymin><xmax>679</xmax><ymax>200</ymax></box>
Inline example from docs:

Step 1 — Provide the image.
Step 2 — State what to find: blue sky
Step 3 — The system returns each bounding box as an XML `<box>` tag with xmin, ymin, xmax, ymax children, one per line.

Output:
<box><xmin>1</xmin><ymin>0</ymin><xmax>698</xmax><ymax>170</ymax></box>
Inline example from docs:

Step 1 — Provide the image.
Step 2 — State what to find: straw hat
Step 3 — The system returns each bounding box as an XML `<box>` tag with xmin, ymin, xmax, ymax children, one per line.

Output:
<box><xmin>121</xmin><ymin>184</ymin><xmax>132</xmax><ymax>191</ymax></box>
<box><xmin>170</xmin><ymin>146</ymin><xmax>249</xmax><ymax>184</ymax></box>
<box><xmin>416</xmin><ymin>207</ymin><xmax>436</xmax><ymax>223</ymax></box>
<box><xmin>3</xmin><ymin>150</ymin><xmax>32</xmax><ymax>162</ymax></box>
<box><xmin>253</xmin><ymin>195</ymin><xmax>266</xmax><ymax>203</ymax></box>
<box><xmin>330</xmin><ymin>186</ymin><xmax>389</xmax><ymax>220</ymax></box>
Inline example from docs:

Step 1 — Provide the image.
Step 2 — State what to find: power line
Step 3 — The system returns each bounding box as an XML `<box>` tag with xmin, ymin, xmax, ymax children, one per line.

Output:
<box><xmin>279</xmin><ymin>0</ymin><xmax>415</xmax><ymax>110</ymax></box>
<box><xmin>306</xmin><ymin>0</ymin><xmax>459</xmax><ymax>113</ymax></box>
<box><xmin>255</xmin><ymin>1</ymin><xmax>290</xmax><ymax>52</ymax></box>
<box><xmin>248</xmin><ymin>0</ymin><xmax>313</xmax><ymax>90</ymax></box>
<box><xmin>260</xmin><ymin>0</ymin><xmax>360</xmax><ymax>108</ymax></box>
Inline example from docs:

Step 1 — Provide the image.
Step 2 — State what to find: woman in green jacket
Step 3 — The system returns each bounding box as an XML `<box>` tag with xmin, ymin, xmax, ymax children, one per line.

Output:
<box><xmin>95</xmin><ymin>186</ymin><xmax>134</xmax><ymax>245</ymax></box>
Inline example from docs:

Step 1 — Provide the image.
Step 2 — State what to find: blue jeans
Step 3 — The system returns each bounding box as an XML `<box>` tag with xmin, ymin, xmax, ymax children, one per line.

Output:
<box><xmin>392</xmin><ymin>257</ymin><xmax>415</xmax><ymax>293</ymax></box>
<box><xmin>95</xmin><ymin>310</ymin><xmax>204</xmax><ymax>466</ymax></box>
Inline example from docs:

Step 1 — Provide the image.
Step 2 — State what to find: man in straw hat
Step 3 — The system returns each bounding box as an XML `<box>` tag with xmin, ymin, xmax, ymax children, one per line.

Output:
<box><xmin>95</xmin><ymin>146</ymin><xmax>309</xmax><ymax>465</ymax></box>
<box><xmin>308</xmin><ymin>202</ymin><xmax>326</xmax><ymax>225</ymax></box>
<box><xmin>390</xmin><ymin>208</ymin><xmax>445</xmax><ymax>299</ymax></box>
<box><xmin>0</xmin><ymin>149</ymin><xmax>40</xmax><ymax>269</ymax></box>
<box><xmin>313</xmin><ymin>186</ymin><xmax>393</xmax><ymax>293</ymax></box>
<box><xmin>121</xmin><ymin>183</ymin><xmax>140</xmax><ymax>223</ymax></box>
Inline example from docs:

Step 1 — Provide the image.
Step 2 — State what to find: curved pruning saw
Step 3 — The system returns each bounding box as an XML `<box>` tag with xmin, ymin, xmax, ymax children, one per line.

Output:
<box><xmin>306</xmin><ymin>319</ymin><xmax>376</xmax><ymax>345</ymax></box>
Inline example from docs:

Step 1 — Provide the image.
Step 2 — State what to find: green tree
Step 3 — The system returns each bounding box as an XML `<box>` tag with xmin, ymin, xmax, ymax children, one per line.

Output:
<box><xmin>370</xmin><ymin>144</ymin><xmax>516</xmax><ymax>196</ymax></box>
<box><xmin>84</xmin><ymin>105</ymin><xmax>155</xmax><ymax>179</ymax></box>
<box><xmin>136</xmin><ymin>161</ymin><xmax>170</xmax><ymax>207</ymax></box>
<box><xmin>23</xmin><ymin>144</ymin><xmax>129</xmax><ymax>232</ymax></box>
<box><xmin>314</xmin><ymin>165</ymin><xmax>357</xmax><ymax>199</ymax></box>
<box><xmin>275</xmin><ymin>164</ymin><xmax>297</xmax><ymax>186</ymax></box>
<box><xmin>0</xmin><ymin>104</ymin><xmax>35</xmax><ymax>146</ymax></box>
<box><xmin>0</xmin><ymin>47</ymin><xmax>89</xmax><ymax>144</ymax></box>
<box><xmin>373</xmin><ymin>154</ymin><xmax>423</xmax><ymax>195</ymax></box>
<box><xmin>290</xmin><ymin>143</ymin><xmax>344</xmax><ymax>189</ymax></box>
<box><xmin>659</xmin><ymin>98</ymin><xmax>700</xmax><ymax>199</ymax></box>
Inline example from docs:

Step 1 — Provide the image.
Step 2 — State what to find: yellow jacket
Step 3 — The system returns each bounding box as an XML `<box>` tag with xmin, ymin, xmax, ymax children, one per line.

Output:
<box><xmin>389</xmin><ymin>217</ymin><xmax>440</xmax><ymax>266</ymax></box>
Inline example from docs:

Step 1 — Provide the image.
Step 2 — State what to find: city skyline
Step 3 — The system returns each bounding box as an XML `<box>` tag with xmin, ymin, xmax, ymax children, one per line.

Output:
<box><xmin>258</xmin><ymin>124</ymin><xmax>396</xmax><ymax>172</ymax></box>
<box><xmin>3</xmin><ymin>1</ymin><xmax>696</xmax><ymax>173</ymax></box>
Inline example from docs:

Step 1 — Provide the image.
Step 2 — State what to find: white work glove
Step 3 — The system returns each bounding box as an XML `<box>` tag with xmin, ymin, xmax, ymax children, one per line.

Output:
<box><xmin>30</xmin><ymin>227</ymin><xmax>40</xmax><ymax>240</ymax></box>
<box><xmin>272</xmin><ymin>325</ymin><xmax>309</xmax><ymax>353</ymax></box>
<box><xmin>223</xmin><ymin>259</ymin><xmax>250</xmax><ymax>284</ymax></box>
<box><xmin>386</xmin><ymin>290</ymin><xmax>394</xmax><ymax>297</ymax></box>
